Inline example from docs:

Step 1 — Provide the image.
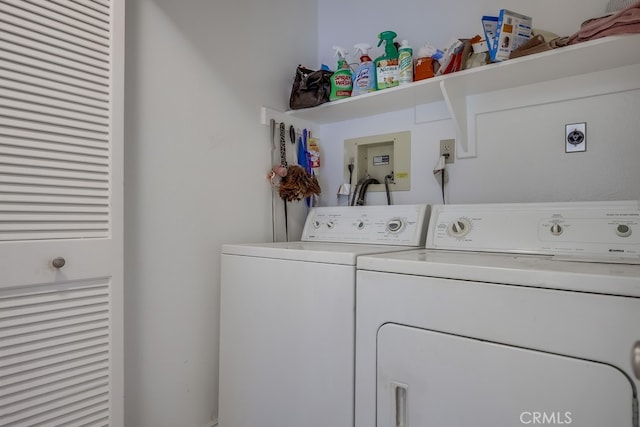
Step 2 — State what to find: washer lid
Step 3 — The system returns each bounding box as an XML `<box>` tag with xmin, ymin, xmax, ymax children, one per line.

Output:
<box><xmin>222</xmin><ymin>241</ymin><xmax>414</xmax><ymax>265</ymax></box>
<box><xmin>357</xmin><ymin>249</ymin><xmax>640</xmax><ymax>297</ymax></box>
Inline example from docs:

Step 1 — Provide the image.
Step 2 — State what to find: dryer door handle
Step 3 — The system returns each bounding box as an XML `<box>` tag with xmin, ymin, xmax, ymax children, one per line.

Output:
<box><xmin>633</xmin><ymin>341</ymin><xmax>640</xmax><ymax>380</ymax></box>
<box><xmin>395</xmin><ymin>383</ymin><xmax>407</xmax><ymax>427</ymax></box>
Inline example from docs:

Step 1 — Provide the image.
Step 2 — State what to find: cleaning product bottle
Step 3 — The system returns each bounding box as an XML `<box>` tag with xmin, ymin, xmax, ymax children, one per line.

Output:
<box><xmin>329</xmin><ymin>46</ymin><xmax>352</xmax><ymax>100</ymax></box>
<box><xmin>351</xmin><ymin>43</ymin><xmax>376</xmax><ymax>96</ymax></box>
<box><xmin>398</xmin><ymin>40</ymin><xmax>413</xmax><ymax>85</ymax></box>
<box><xmin>374</xmin><ymin>31</ymin><xmax>399</xmax><ymax>90</ymax></box>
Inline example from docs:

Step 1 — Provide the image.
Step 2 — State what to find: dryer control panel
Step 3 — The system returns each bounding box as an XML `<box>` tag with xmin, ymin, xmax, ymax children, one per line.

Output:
<box><xmin>426</xmin><ymin>200</ymin><xmax>640</xmax><ymax>262</ymax></box>
<box><xmin>302</xmin><ymin>204</ymin><xmax>429</xmax><ymax>246</ymax></box>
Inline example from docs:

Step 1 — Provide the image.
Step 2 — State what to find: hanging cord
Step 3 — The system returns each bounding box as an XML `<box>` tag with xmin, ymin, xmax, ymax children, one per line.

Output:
<box><xmin>269</xmin><ymin>119</ymin><xmax>277</xmax><ymax>242</ymax></box>
<box><xmin>279</xmin><ymin>122</ymin><xmax>289</xmax><ymax>241</ymax></box>
<box><xmin>433</xmin><ymin>154</ymin><xmax>448</xmax><ymax>205</ymax></box>
<box><xmin>347</xmin><ymin>158</ymin><xmax>354</xmax><ymax>203</ymax></box>
<box><xmin>440</xmin><ymin>168</ymin><xmax>446</xmax><ymax>204</ymax></box>
<box><xmin>384</xmin><ymin>173</ymin><xmax>394</xmax><ymax>205</ymax></box>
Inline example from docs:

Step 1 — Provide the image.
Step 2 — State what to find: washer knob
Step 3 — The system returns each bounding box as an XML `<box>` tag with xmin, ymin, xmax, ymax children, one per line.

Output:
<box><xmin>616</xmin><ymin>224</ymin><xmax>632</xmax><ymax>238</ymax></box>
<box><xmin>386</xmin><ymin>218</ymin><xmax>404</xmax><ymax>233</ymax></box>
<box><xmin>356</xmin><ymin>220</ymin><xmax>365</xmax><ymax>230</ymax></box>
<box><xmin>550</xmin><ymin>223</ymin><xmax>563</xmax><ymax>236</ymax></box>
<box><xmin>327</xmin><ymin>220</ymin><xmax>336</xmax><ymax>229</ymax></box>
<box><xmin>312</xmin><ymin>219</ymin><xmax>321</xmax><ymax>229</ymax></box>
<box><xmin>448</xmin><ymin>219</ymin><xmax>471</xmax><ymax>238</ymax></box>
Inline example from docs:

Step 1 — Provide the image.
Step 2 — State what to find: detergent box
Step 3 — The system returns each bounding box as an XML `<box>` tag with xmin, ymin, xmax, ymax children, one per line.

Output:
<box><xmin>487</xmin><ymin>9</ymin><xmax>532</xmax><ymax>62</ymax></box>
<box><xmin>481</xmin><ymin>15</ymin><xmax>499</xmax><ymax>50</ymax></box>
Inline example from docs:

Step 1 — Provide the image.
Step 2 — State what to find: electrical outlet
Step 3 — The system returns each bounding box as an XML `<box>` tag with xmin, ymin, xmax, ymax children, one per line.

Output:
<box><xmin>440</xmin><ymin>139</ymin><xmax>455</xmax><ymax>163</ymax></box>
<box><xmin>565</xmin><ymin>122</ymin><xmax>586</xmax><ymax>153</ymax></box>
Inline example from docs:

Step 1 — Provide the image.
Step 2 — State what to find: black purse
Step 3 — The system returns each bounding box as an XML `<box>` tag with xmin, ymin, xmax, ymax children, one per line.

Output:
<box><xmin>289</xmin><ymin>65</ymin><xmax>333</xmax><ymax>110</ymax></box>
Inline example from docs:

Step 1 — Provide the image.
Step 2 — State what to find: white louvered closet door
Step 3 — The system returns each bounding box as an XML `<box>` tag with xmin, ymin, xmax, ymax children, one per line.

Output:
<box><xmin>0</xmin><ymin>1</ymin><xmax>124</xmax><ymax>426</ymax></box>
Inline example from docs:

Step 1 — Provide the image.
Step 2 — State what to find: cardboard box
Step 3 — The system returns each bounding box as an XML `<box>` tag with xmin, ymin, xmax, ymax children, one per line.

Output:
<box><xmin>490</xmin><ymin>9</ymin><xmax>532</xmax><ymax>62</ymax></box>
<box><xmin>482</xmin><ymin>15</ymin><xmax>498</xmax><ymax>50</ymax></box>
<box><xmin>414</xmin><ymin>57</ymin><xmax>435</xmax><ymax>81</ymax></box>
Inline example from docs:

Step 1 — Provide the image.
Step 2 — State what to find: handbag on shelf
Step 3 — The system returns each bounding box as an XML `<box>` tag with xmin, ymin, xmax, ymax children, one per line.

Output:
<box><xmin>289</xmin><ymin>65</ymin><xmax>333</xmax><ymax>110</ymax></box>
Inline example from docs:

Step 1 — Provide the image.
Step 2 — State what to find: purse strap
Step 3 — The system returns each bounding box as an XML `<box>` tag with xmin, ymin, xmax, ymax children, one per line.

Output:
<box><xmin>297</xmin><ymin>67</ymin><xmax>309</xmax><ymax>90</ymax></box>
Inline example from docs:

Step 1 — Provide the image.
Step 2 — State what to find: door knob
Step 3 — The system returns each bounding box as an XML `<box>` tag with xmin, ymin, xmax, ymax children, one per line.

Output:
<box><xmin>52</xmin><ymin>257</ymin><xmax>66</xmax><ymax>269</ymax></box>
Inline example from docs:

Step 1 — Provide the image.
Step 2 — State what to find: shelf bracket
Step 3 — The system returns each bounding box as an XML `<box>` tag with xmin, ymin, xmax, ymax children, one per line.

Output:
<box><xmin>440</xmin><ymin>80</ymin><xmax>477</xmax><ymax>158</ymax></box>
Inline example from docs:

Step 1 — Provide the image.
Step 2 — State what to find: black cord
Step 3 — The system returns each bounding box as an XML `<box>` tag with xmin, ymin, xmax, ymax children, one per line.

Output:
<box><xmin>384</xmin><ymin>174</ymin><xmax>393</xmax><ymax>205</ymax></box>
<box><xmin>441</xmin><ymin>168</ymin><xmax>446</xmax><ymax>204</ymax></box>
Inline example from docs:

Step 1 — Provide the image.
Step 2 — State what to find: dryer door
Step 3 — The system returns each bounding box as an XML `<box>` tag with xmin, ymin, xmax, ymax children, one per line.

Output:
<box><xmin>377</xmin><ymin>324</ymin><xmax>635</xmax><ymax>427</ymax></box>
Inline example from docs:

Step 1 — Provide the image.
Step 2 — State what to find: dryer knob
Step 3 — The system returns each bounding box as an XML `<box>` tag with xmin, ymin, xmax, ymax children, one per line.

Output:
<box><xmin>616</xmin><ymin>224</ymin><xmax>632</xmax><ymax>238</ymax></box>
<box><xmin>550</xmin><ymin>223</ymin><xmax>563</xmax><ymax>236</ymax></box>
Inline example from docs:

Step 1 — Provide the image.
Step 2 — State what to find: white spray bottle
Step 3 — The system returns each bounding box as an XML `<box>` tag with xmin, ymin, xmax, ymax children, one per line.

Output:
<box><xmin>351</xmin><ymin>43</ymin><xmax>376</xmax><ymax>96</ymax></box>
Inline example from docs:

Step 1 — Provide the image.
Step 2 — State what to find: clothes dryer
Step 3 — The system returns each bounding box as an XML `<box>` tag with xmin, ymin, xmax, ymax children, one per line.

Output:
<box><xmin>219</xmin><ymin>204</ymin><xmax>429</xmax><ymax>427</ymax></box>
<box><xmin>355</xmin><ymin>201</ymin><xmax>640</xmax><ymax>427</ymax></box>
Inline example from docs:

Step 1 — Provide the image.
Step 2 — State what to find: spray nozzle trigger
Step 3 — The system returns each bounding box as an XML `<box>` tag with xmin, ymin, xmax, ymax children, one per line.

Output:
<box><xmin>377</xmin><ymin>30</ymin><xmax>398</xmax><ymax>47</ymax></box>
<box><xmin>332</xmin><ymin>46</ymin><xmax>348</xmax><ymax>59</ymax></box>
<box><xmin>353</xmin><ymin>43</ymin><xmax>371</xmax><ymax>56</ymax></box>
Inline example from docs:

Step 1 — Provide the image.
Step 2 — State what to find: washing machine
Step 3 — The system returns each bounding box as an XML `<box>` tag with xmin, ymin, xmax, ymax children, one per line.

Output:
<box><xmin>218</xmin><ymin>204</ymin><xmax>430</xmax><ymax>427</ymax></box>
<box><xmin>355</xmin><ymin>201</ymin><xmax>640</xmax><ymax>427</ymax></box>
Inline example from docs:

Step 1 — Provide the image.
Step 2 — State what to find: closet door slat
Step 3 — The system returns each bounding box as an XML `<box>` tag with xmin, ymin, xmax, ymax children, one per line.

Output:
<box><xmin>0</xmin><ymin>0</ymin><xmax>110</xmax><ymax>45</ymax></box>
<box><xmin>49</xmin><ymin>0</ymin><xmax>111</xmax><ymax>23</ymax></box>
<box><xmin>1</xmin><ymin>18</ymin><xmax>109</xmax><ymax>63</ymax></box>
<box><xmin>0</xmin><ymin>281</ymin><xmax>112</xmax><ymax>426</ymax></box>
<box><xmin>0</xmin><ymin>4</ymin><xmax>109</xmax><ymax>53</ymax></box>
<box><xmin>22</xmin><ymin>0</ymin><xmax>111</xmax><ymax>32</ymax></box>
<box><xmin>0</xmin><ymin>87</ymin><xmax>108</xmax><ymax>118</ymax></box>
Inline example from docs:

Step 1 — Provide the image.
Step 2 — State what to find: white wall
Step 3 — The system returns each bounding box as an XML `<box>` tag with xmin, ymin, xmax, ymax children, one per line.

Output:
<box><xmin>315</xmin><ymin>0</ymin><xmax>640</xmax><ymax>206</ymax></box>
<box><xmin>123</xmin><ymin>1</ymin><xmax>317</xmax><ymax>426</ymax></box>
<box><xmin>318</xmin><ymin>0</ymin><xmax>607</xmax><ymax>67</ymax></box>
<box><xmin>317</xmin><ymin>80</ymin><xmax>640</xmax><ymax>207</ymax></box>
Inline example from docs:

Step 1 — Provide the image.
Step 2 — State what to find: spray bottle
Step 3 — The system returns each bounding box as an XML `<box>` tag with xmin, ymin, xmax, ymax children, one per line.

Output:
<box><xmin>374</xmin><ymin>31</ymin><xmax>399</xmax><ymax>90</ymax></box>
<box><xmin>398</xmin><ymin>40</ymin><xmax>413</xmax><ymax>85</ymax></box>
<box><xmin>351</xmin><ymin>43</ymin><xmax>376</xmax><ymax>96</ymax></box>
<box><xmin>329</xmin><ymin>46</ymin><xmax>352</xmax><ymax>100</ymax></box>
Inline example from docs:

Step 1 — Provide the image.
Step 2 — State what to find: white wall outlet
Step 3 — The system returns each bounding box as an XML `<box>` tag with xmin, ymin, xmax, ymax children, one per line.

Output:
<box><xmin>565</xmin><ymin>122</ymin><xmax>586</xmax><ymax>153</ymax></box>
<box><xmin>440</xmin><ymin>139</ymin><xmax>455</xmax><ymax>163</ymax></box>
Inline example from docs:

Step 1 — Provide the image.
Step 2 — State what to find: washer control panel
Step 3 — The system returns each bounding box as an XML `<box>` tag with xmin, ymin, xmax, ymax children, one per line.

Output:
<box><xmin>427</xmin><ymin>201</ymin><xmax>640</xmax><ymax>262</ymax></box>
<box><xmin>302</xmin><ymin>204</ymin><xmax>429</xmax><ymax>246</ymax></box>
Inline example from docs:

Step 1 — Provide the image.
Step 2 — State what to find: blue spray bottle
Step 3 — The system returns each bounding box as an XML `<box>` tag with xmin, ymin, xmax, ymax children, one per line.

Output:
<box><xmin>351</xmin><ymin>43</ymin><xmax>376</xmax><ymax>96</ymax></box>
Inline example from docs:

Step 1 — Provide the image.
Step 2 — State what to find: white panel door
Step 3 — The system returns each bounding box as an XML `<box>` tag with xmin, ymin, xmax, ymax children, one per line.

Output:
<box><xmin>377</xmin><ymin>324</ymin><xmax>634</xmax><ymax>427</ymax></box>
<box><xmin>0</xmin><ymin>0</ymin><xmax>124</xmax><ymax>426</ymax></box>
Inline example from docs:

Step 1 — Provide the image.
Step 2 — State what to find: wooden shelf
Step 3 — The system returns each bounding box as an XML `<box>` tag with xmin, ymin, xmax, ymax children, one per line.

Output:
<box><xmin>283</xmin><ymin>34</ymin><xmax>640</xmax><ymax>157</ymax></box>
